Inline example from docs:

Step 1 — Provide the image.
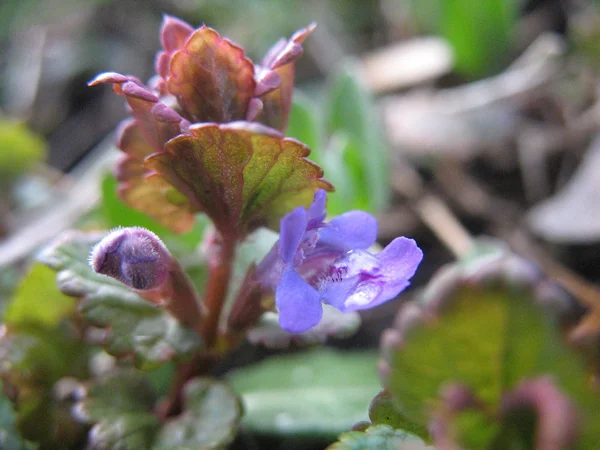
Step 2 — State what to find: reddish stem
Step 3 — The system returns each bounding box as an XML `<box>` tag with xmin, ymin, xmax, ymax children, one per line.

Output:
<box><xmin>156</xmin><ymin>233</ymin><xmax>236</xmax><ymax>419</ymax></box>
<box><xmin>200</xmin><ymin>234</ymin><xmax>236</xmax><ymax>348</ymax></box>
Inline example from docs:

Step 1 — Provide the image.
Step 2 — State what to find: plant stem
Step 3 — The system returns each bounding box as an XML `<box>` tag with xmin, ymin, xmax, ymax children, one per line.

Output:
<box><xmin>200</xmin><ymin>233</ymin><xmax>236</xmax><ymax>349</ymax></box>
<box><xmin>157</xmin><ymin>233</ymin><xmax>236</xmax><ymax>419</ymax></box>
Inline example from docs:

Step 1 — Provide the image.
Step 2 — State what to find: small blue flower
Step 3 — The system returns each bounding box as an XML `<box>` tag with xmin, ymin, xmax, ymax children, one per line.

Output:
<box><xmin>257</xmin><ymin>190</ymin><xmax>423</xmax><ymax>333</ymax></box>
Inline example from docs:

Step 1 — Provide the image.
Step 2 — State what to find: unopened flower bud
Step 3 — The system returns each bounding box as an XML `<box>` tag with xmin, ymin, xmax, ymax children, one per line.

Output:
<box><xmin>89</xmin><ymin>227</ymin><xmax>172</xmax><ymax>290</ymax></box>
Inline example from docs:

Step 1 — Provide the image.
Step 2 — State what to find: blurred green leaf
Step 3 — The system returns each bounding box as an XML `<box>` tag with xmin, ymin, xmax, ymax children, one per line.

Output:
<box><xmin>287</xmin><ymin>92</ymin><xmax>323</xmax><ymax>166</ymax></box>
<box><xmin>385</xmin><ymin>286</ymin><xmax>584</xmax><ymax>424</ymax></box>
<box><xmin>327</xmin><ymin>424</ymin><xmax>433</xmax><ymax>450</ymax></box>
<box><xmin>0</xmin><ymin>0</ymin><xmax>117</xmax><ymax>38</ymax></box>
<box><xmin>38</xmin><ymin>230</ymin><xmax>204</xmax><ymax>369</ymax></box>
<box><xmin>228</xmin><ymin>349</ymin><xmax>380</xmax><ymax>438</ymax></box>
<box><xmin>0</xmin><ymin>121</ymin><xmax>45</xmax><ymax>183</ymax></box>
<box><xmin>440</xmin><ymin>0</ymin><xmax>517</xmax><ymax>77</ymax></box>
<box><xmin>77</xmin><ymin>370</ymin><xmax>159</xmax><ymax>450</ymax></box>
<box><xmin>326</xmin><ymin>64</ymin><xmax>389</xmax><ymax>212</ymax></box>
<box><xmin>0</xmin><ymin>326</ymin><xmax>89</xmax><ymax>446</ymax></box>
<box><xmin>5</xmin><ymin>263</ymin><xmax>75</xmax><ymax>329</ymax></box>
<box><xmin>0</xmin><ymin>383</ymin><xmax>38</xmax><ymax>450</ymax></box>
<box><xmin>380</xmin><ymin>247</ymin><xmax>598</xmax><ymax>446</ymax></box>
<box><xmin>324</xmin><ymin>131</ymin><xmax>377</xmax><ymax>215</ymax></box>
<box><xmin>154</xmin><ymin>378</ymin><xmax>242</xmax><ymax>450</ymax></box>
<box><xmin>368</xmin><ymin>390</ymin><xmax>427</xmax><ymax>439</ymax></box>
<box><xmin>101</xmin><ymin>174</ymin><xmax>204</xmax><ymax>249</ymax></box>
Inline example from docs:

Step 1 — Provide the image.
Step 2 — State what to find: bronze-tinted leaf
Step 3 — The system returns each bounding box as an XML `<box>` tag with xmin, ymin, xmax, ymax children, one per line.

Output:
<box><xmin>116</xmin><ymin>121</ymin><xmax>197</xmax><ymax>233</ymax></box>
<box><xmin>254</xmin><ymin>24</ymin><xmax>316</xmax><ymax>132</ymax></box>
<box><xmin>167</xmin><ymin>26</ymin><xmax>256</xmax><ymax>123</ymax></box>
<box><xmin>90</xmin><ymin>73</ymin><xmax>187</xmax><ymax>151</ymax></box>
<box><xmin>153</xmin><ymin>15</ymin><xmax>194</xmax><ymax>94</ymax></box>
<box><xmin>90</xmin><ymin>73</ymin><xmax>198</xmax><ymax>233</ymax></box>
<box><xmin>146</xmin><ymin>122</ymin><xmax>332</xmax><ymax>238</ymax></box>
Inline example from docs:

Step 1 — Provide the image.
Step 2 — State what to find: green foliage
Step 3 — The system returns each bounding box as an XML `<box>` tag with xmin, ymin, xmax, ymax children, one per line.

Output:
<box><xmin>368</xmin><ymin>390</ymin><xmax>428</xmax><ymax>439</ymax></box>
<box><xmin>0</xmin><ymin>120</ymin><xmax>46</xmax><ymax>183</ymax></box>
<box><xmin>286</xmin><ymin>91</ymin><xmax>322</xmax><ymax>166</ymax></box>
<box><xmin>325</xmin><ymin>64</ymin><xmax>389</xmax><ymax>213</ymax></box>
<box><xmin>228</xmin><ymin>348</ymin><xmax>380</xmax><ymax>438</ymax></box>
<box><xmin>0</xmin><ymin>383</ymin><xmax>38</xmax><ymax>450</ymax></box>
<box><xmin>0</xmin><ymin>326</ymin><xmax>89</xmax><ymax>447</ymax></box>
<box><xmin>440</xmin><ymin>0</ymin><xmax>517</xmax><ymax>77</ymax></box>
<box><xmin>327</xmin><ymin>424</ymin><xmax>433</xmax><ymax>450</ymax></box>
<box><xmin>4</xmin><ymin>263</ymin><xmax>75</xmax><ymax>329</ymax></box>
<box><xmin>405</xmin><ymin>0</ymin><xmax>518</xmax><ymax>77</ymax></box>
<box><xmin>287</xmin><ymin>65</ymin><xmax>390</xmax><ymax>216</ymax></box>
<box><xmin>154</xmin><ymin>378</ymin><xmax>242</xmax><ymax>449</ymax></box>
<box><xmin>38</xmin><ymin>230</ymin><xmax>203</xmax><ymax>369</ymax></box>
<box><xmin>77</xmin><ymin>370</ymin><xmax>160</xmax><ymax>449</ymax></box>
<box><xmin>101</xmin><ymin>174</ymin><xmax>204</xmax><ymax>248</ymax></box>
<box><xmin>0</xmin><ymin>258</ymin><xmax>89</xmax><ymax>447</ymax></box>
<box><xmin>146</xmin><ymin>122</ymin><xmax>332</xmax><ymax>238</ymax></box>
<box><xmin>380</xmin><ymin>248</ymin><xmax>600</xmax><ymax>448</ymax></box>
<box><xmin>384</xmin><ymin>286</ymin><xmax>588</xmax><ymax>426</ymax></box>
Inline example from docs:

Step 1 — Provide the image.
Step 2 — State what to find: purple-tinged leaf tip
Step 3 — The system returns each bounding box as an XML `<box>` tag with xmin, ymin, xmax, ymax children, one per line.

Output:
<box><xmin>160</xmin><ymin>15</ymin><xmax>194</xmax><ymax>52</ymax></box>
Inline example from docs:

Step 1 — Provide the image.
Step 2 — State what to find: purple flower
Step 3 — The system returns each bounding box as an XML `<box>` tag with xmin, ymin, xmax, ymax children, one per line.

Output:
<box><xmin>257</xmin><ymin>190</ymin><xmax>423</xmax><ymax>333</ymax></box>
<box><xmin>89</xmin><ymin>227</ymin><xmax>172</xmax><ymax>290</ymax></box>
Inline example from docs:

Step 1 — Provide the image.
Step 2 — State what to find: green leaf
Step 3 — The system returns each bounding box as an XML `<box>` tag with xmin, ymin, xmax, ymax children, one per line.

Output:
<box><xmin>0</xmin><ymin>326</ymin><xmax>89</xmax><ymax>446</ymax></box>
<box><xmin>77</xmin><ymin>370</ymin><xmax>160</xmax><ymax>450</ymax></box>
<box><xmin>322</xmin><ymin>132</ymin><xmax>362</xmax><ymax>216</ymax></box>
<box><xmin>228</xmin><ymin>349</ymin><xmax>380</xmax><ymax>438</ymax></box>
<box><xmin>0</xmin><ymin>383</ymin><xmax>38</xmax><ymax>450</ymax></box>
<box><xmin>368</xmin><ymin>390</ymin><xmax>427</xmax><ymax>439</ymax></box>
<box><xmin>326</xmin><ymin>63</ymin><xmax>389</xmax><ymax>212</ymax></box>
<box><xmin>101</xmin><ymin>173</ymin><xmax>204</xmax><ymax>248</ymax></box>
<box><xmin>440</xmin><ymin>0</ymin><xmax>517</xmax><ymax>77</ymax></box>
<box><xmin>153</xmin><ymin>378</ymin><xmax>242</xmax><ymax>450</ymax></box>
<box><xmin>287</xmin><ymin>92</ymin><xmax>323</xmax><ymax>165</ymax></box>
<box><xmin>327</xmin><ymin>424</ymin><xmax>433</xmax><ymax>450</ymax></box>
<box><xmin>38</xmin><ymin>230</ymin><xmax>203</xmax><ymax>369</ymax></box>
<box><xmin>380</xmin><ymin>249</ymin><xmax>591</xmax><ymax>428</ymax></box>
<box><xmin>146</xmin><ymin>122</ymin><xmax>332</xmax><ymax>238</ymax></box>
<box><xmin>0</xmin><ymin>120</ymin><xmax>46</xmax><ymax>182</ymax></box>
<box><xmin>4</xmin><ymin>263</ymin><xmax>75</xmax><ymax>329</ymax></box>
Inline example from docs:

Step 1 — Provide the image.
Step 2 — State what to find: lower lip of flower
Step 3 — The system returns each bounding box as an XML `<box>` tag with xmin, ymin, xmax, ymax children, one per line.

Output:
<box><xmin>343</xmin><ymin>282</ymin><xmax>382</xmax><ymax>308</ymax></box>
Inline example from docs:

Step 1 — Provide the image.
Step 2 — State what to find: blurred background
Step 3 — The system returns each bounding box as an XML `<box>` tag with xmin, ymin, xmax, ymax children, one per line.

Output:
<box><xmin>1</xmin><ymin>0</ymin><xmax>599</xmax><ymax>342</ymax></box>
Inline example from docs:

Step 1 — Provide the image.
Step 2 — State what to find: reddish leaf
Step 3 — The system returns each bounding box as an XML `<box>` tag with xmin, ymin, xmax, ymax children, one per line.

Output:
<box><xmin>146</xmin><ymin>121</ymin><xmax>333</xmax><ymax>238</ymax></box>
<box><xmin>253</xmin><ymin>24</ymin><xmax>316</xmax><ymax>132</ymax></box>
<box><xmin>90</xmin><ymin>72</ymin><xmax>188</xmax><ymax>151</ymax></box>
<box><xmin>115</xmin><ymin>121</ymin><xmax>197</xmax><ymax>233</ymax></box>
<box><xmin>89</xmin><ymin>73</ymin><xmax>198</xmax><ymax>233</ymax></box>
<box><xmin>167</xmin><ymin>26</ymin><xmax>256</xmax><ymax>123</ymax></box>
<box><xmin>153</xmin><ymin>15</ymin><xmax>194</xmax><ymax>94</ymax></box>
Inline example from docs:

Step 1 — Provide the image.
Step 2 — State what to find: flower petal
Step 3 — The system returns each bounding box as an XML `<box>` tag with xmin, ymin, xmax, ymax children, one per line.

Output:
<box><xmin>276</xmin><ymin>268</ymin><xmax>323</xmax><ymax>333</ymax></box>
<box><xmin>376</xmin><ymin>237</ymin><xmax>423</xmax><ymax>302</ymax></box>
<box><xmin>307</xmin><ymin>189</ymin><xmax>327</xmax><ymax>229</ymax></box>
<box><xmin>319</xmin><ymin>249</ymin><xmax>382</xmax><ymax>312</ymax></box>
<box><xmin>318</xmin><ymin>211</ymin><xmax>378</xmax><ymax>252</ymax></box>
<box><xmin>279</xmin><ymin>206</ymin><xmax>307</xmax><ymax>264</ymax></box>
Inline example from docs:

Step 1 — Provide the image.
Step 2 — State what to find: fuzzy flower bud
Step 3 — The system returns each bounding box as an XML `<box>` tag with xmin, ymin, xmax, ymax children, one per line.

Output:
<box><xmin>89</xmin><ymin>227</ymin><xmax>172</xmax><ymax>290</ymax></box>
